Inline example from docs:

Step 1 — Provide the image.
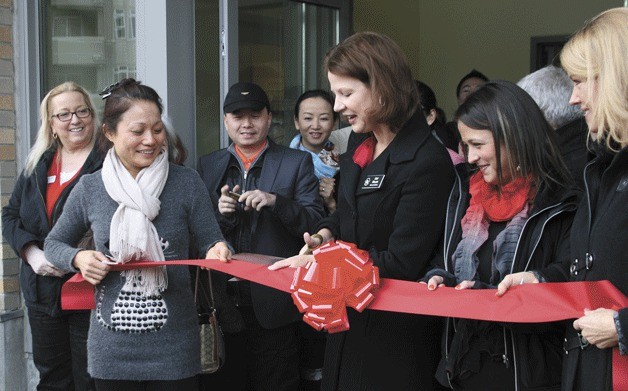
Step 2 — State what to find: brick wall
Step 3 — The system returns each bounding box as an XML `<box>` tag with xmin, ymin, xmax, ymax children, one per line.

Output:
<box><xmin>0</xmin><ymin>0</ymin><xmax>19</xmax><ymax>313</ymax></box>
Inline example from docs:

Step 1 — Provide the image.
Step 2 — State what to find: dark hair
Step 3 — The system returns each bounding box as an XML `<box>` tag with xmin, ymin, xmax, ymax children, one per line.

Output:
<box><xmin>415</xmin><ymin>80</ymin><xmax>437</xmax><ymax>113</ymax></box>
<box><xmin>455</xmin><ymin>80</ymin><xmax>572</xmax><ymax>190</ymax></box>
<box><xmin>98</xmin><ymin>78</ymin><xmax>163</xmax><ymax>151</ymax></box>
<box><xmin>456</xmin><ymin>69</ymin><xmax>489</xmax><ymax>98</ymax></box>
<box><xmin>163</xmin><ymin>117</ymin><xmax>188</xmax><ymax>165</ymax></box>
<box><xmin>435</xmin><ymin>108</ymin><xmax>447</xmax><ymax>126</ymax></box>
<box><xmin>294</xmin><ymin>89</ymin><xmax>338</xmax><ymax>122</ymax></box>
<box><xmin>324</xmin><ymin>31</ymin><xmax>419</xmax><ymax>131</ymax></box>
<box><xmin>415</xmin><ymin>80</ymin><xmax>446</xmax><ymax>129</ymax></box>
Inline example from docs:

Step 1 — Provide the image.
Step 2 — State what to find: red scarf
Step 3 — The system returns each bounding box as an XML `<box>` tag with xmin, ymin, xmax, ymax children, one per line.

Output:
<box><xmin>352</xmin><ymin>136</ymin><xmax>375</xmax><ymax>169</ymax></box>
<box><xmin>469</xmin><ymin>171</ymin><xmax>536</xmax><ymax>222</ymax></box>
<box><xmin>453</xmin><ymin>171</ymin><xmax>536</xmax><ymax>283</ymax></box>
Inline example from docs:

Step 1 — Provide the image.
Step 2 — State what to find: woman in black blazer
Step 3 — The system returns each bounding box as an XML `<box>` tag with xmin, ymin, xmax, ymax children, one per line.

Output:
<box><xmin>271</xmin><ymin>31</ymin><xmax>455</xmax><ymax>390</ymax></box>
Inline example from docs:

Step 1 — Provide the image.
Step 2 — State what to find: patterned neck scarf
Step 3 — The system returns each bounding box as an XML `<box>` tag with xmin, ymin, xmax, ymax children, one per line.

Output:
<box><xmin>290</xmin><ymin>134</ymin><xmax>339</xmax><ymax>178</ymax></box>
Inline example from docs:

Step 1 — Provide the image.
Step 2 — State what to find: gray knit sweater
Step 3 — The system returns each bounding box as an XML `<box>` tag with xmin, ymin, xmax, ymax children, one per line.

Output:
<box><xmin>45</xmin><ymin>164</ymin><xmax>225</xmax><ymax>381</ymax></box>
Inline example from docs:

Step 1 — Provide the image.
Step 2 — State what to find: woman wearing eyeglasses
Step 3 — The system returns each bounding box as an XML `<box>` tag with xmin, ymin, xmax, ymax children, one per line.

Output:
<box><xmin>2</xmin><ymin>81</ymin><xmax>104</xmax><ymax>390</ymax></box>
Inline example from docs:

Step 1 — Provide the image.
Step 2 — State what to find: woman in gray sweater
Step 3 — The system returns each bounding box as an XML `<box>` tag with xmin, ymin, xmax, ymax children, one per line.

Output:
<box><xmin>45</xmin><ymin>79</ymin><xmax>230</xmax><ymax>390</ymax></box>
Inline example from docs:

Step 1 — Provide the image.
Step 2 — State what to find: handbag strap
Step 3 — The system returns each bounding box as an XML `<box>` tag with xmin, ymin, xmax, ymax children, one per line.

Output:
<box><xmin>194</xmin><ymin>267</ymin><xmax>216</xmax><ymax>309</ymax></box>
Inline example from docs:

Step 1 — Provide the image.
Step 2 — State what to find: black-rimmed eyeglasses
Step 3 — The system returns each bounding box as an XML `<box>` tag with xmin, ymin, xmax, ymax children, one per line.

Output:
<box><xmin>52</xmin><ymin>107</ymin><xmax>91</xmax><ymax>122</ymax></box>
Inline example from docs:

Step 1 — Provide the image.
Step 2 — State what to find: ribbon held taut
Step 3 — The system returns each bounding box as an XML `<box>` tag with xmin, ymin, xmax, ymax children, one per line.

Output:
<box><xmin>60</xmin><ymin>244</ymin><xmax>627</xmax><ymax>389</ymax></box>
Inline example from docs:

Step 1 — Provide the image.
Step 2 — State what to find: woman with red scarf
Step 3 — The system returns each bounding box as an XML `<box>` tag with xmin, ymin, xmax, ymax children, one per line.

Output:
<box><xmin>423</xmin><ymin>80</ymin><xmax>579</xmax><ymax>390</ymax></box>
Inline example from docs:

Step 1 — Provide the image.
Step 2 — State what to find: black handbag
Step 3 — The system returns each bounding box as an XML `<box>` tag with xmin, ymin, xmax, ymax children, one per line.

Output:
<box><xmin>194</xmin><ymin>268</ymin><xmax>225</xmax><ymax>374</ymax></box>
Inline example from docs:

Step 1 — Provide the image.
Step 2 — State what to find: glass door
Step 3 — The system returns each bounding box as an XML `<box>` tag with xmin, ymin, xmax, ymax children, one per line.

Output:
<box><xmin>238</xmin><ymin>0</ymin><xmax>342</xmax><ymax>145</ymax></box>
<box><xmin>195</xmin><ymin>0</ymin><xmax>222</xmax><ymax>157</ymax></box>
<box><xmin>196</xmin><ymin>0</ymin><xmax>350</xmax><ymax>155</ymax></box>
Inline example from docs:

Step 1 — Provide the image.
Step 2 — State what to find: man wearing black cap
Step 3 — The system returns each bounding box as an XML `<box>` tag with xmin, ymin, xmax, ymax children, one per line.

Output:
<box><xmin>197</xmin><ymin>82</ymin><xmax>325</xmax><ymax>390</ymax></box>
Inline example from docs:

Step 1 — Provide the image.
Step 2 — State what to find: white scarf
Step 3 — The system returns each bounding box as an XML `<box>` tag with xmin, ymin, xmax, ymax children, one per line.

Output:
<box><xmin>101</xmin><ymin>147</ymin><xmax>169</xmax><ymax>296</ymax></box>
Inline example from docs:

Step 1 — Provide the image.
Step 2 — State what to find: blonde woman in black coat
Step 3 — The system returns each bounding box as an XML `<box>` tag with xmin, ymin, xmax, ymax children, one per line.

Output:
<box><xmin>498</xmin><ymin>8</ymin><xmax>628</xmax><ymax>390</ymax></box>
<box><xmin>2</xmin><ymin>81</ymin><xmax>103</xmax><ymax>390</ymax></box>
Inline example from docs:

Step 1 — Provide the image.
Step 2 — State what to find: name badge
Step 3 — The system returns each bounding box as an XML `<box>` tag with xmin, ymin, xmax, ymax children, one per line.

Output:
<box><xmin>362</xmin><ymin>174</ymin><xmax>385</xmax><ymax>190</ymax></box>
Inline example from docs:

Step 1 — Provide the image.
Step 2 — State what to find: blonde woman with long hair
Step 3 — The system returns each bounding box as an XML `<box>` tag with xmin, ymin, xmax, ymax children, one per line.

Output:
<box><xmin>498</xmin><ymin>8</ymin><xmax>628</xmax><ymax>390</ymax></box>
<box><xmin>2</xmin><ymin>81</ymin><xmax>103</xmax><ymax>389</ymax></box>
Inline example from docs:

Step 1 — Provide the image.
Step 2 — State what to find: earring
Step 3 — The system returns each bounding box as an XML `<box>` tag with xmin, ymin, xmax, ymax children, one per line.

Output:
<box><xmin>52</xmin><ymin>133</ymin><xmax>58</xmax><ymax>139</ymax></box>
<box><xmin>379</xmin><ymin>96</ymin><xmax>385</xmax><ymax>106</ymax></box>
<box><xmin>516</xmin><ymin>165</ymin><xmax>521</xmax><ymax>172</ymax></box>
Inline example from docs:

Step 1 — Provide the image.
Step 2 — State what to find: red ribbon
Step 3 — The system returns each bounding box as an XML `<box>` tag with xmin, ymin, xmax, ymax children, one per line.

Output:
<box><xmin>61</xmin><ymin>252</ymin><xmax>627</xmax><ymax>389</ymax></box>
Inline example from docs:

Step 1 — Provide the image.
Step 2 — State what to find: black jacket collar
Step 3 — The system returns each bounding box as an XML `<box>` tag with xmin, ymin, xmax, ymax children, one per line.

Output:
<box><xmin>388</xmin><ymin>110</ymin><xmax>433</xmax><ymax>164</ymax></box>
<box><xmin>339</xmin><ymin>110</ymin><xmax>432</xmax><ymax>212</ymax></box>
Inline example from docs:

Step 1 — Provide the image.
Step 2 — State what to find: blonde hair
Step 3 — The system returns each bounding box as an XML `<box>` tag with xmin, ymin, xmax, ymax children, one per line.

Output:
<box><xmin>560</xmin><ymin>7</ymin><xmax>628</xmax><ymax>149</ymax></box>
<box><xmin>24</xmin><ymin>81</ymin><xmax>98</xmax><ymax>176</ymax></box>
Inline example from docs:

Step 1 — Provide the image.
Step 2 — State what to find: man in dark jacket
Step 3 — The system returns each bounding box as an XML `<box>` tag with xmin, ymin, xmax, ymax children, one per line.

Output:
<box><xmin>197</xmin><ymin>82</ymin><xmax>325</xmax><ymax>391</ymax></box>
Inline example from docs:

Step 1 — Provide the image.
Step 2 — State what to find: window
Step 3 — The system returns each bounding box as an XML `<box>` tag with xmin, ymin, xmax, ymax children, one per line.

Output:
<box><xmin>41</xmin><ymin>1</ymin><xmax>136</xmax><ymax>109</ymax></box>
<box><xmin>114</xmin><ymin>66</ymin><xmax>137</xmax><ymax>81</ymax></box>
<box><xmin>128</xmin><ymin>11</ymin><xmax>136</xmax><ymax>39</ymax></box>
<box><xmin>53</xmin><ymin>16</ymin><xmax>84</xmax><ymax>37</ymax></box>
<box><xmin>530</xmin><ymin>35</ymin><xmax>569</xmax><ymax>71</ymax></box>
<box><xmin>114</xmin><ymin>9</ymin><xmax>126</xmax><ymax>39</ymax></box>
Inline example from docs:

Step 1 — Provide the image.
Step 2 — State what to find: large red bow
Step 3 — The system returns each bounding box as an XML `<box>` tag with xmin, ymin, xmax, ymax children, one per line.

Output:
<box><xmin>289</xmin><ymin>241</ymin><xmax>379</xmax><ymax>333</ymax></box>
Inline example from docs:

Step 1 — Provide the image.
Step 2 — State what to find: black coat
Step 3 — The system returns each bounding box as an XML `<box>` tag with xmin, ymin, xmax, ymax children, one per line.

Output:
<box><xmin>555</xmin><ymin>145</ymin><xmax>628</xmax><ymax>391</ymax></box>
<box><xmin>1</xmin><ymin>147</ymin><xmax>104</xmax><ymax>317</ymax></box>
<box><xmin>437</xmin><ymin>121</ymin><xmax>462</xmax><ymax>151</ymax></box>
<box><xmin>319</xmin><ymin>111</ymin><xmax>455</xmax><ymax>390</ymax></box>
<box><xmin>555</xmin><ymin>117</ymin><xmax>589</xmax><ymax>190</ymax></box>
<box><xmin>197</xmin><ymin>140</ymin><xmax>325</xmax><ymax>329</ymax></box>
<box><xmin>426</xmin><ymin>163</ymin><xmax>579</xmax><ymax>390</ymax></box>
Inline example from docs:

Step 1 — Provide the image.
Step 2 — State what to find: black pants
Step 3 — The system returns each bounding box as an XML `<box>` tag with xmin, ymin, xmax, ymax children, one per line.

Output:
<box><xmin>28</xmin><ymin>308</ymin><xmax>94</xmax><ymax>391</ymax></box>
<box><xmin>299</xmin><ymin>323</ymin><xmax>325</xmax><ymax>390</ymax></box>
<box><xmin>200</xmin><ymin>306</ymin><xmax>300</xmax><ymax>391</ymax></box>
<box><xmin>94</xmin><ymin>377</ymin><xmax>198</xmax><ymax>391</ymax></box>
